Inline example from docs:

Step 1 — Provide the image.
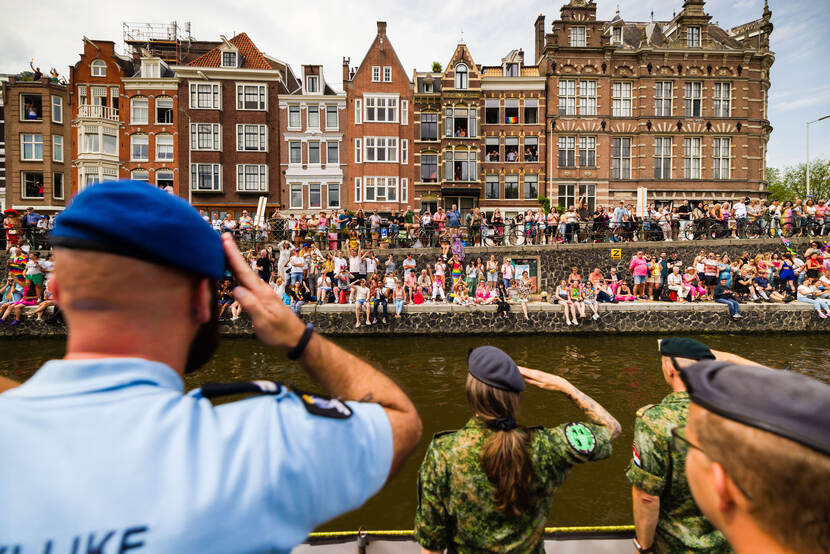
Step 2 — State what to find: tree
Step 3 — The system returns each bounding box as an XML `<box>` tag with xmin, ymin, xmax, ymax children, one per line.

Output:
<box><xmin>766</xmin><ymin>159</ymin><xmax>830</xmax><ymax>202</ymax></box>
<box><xmin>432</xmin><ymin>61</ymin><xmax>442</xmax><ymax>73</ymax></box>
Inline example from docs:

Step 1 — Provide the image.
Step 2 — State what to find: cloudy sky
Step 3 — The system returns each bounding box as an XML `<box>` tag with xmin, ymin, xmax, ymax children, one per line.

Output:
<box><xmin>2</xmin><ymin>0</ymin><xmax>828</xmax><ymax>169</ymax></box>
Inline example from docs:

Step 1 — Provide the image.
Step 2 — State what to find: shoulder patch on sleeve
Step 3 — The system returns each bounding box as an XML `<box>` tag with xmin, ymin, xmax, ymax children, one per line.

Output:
<box><xmin>635</xmin><ymin>404</ymin><xmax>656</xmax><ymax>417</ymax></box>
<box><xmin>292</xmin><ymin>387</ymin><xmax>353</xmax><ymax>419</ymax></box>
<box><xmin>632</xmin><ymin>440</ymin><xmax>642</xmax><ymax>468</ymax></box>
<box><xmin>564</xmin><ymin>422</ymin><xmax>597</xmax><ymax>456</ymax></box>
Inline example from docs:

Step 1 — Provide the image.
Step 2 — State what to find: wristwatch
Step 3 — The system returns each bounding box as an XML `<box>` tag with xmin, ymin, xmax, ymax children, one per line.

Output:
<box><xmin>633</xmin><ymin>538</ymin><xmax>655</xmax><ymax>553</ymax></box>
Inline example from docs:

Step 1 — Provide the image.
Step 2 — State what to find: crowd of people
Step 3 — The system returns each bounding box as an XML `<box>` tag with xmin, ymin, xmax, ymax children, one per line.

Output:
<box><xmin>0</xmin><ymin>245</ymin><xmax>55</xmax><ymax>325</ymax></box>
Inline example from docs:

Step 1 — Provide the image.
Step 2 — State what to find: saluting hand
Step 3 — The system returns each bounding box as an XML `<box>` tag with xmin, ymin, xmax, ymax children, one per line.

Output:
<box><xmin>518</xmin><ymin>366</ymin><xmax>572</xmax><ymax>393</ymax></box>
<box><xmin>222</xmin><ymin>234</ymin><xmax>306</xmax><ymax>350</ymax></box>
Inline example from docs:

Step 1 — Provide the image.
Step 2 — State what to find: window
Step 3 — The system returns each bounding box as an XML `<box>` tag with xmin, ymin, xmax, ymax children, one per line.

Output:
<box><xmin>354</xmin><ymin>177</ymin><xmax>362</xmax><ymax>203</ymax></box>
<box><xmin>131</xmin><ymin>97</ymin><xmax>148</xmax><ymax>124</ymax></box>
<box><xmin>91</xmin><ymin>87</ymin><xmax>107</xmax><ymax>107</ymax></box>
<box><xmin>236</xmin><ymin>124</ymin><xmax>267</xmax><ymax>152</ymax></box>
<box><xmin>78</xmin><ymin>85</ymin><xmax>87</xmax><ymax>106</ymax></box>
<box><xmin>288</xmin><ymin>105</ymin><xmax>301</xmax><ymax>128</ymax></box>
<box><xmin>364</xmin><ymin>177</ymin><xmax>397</xmax><ymax>202</ymax></box>
<box><xmin>559</xmin><ymin>80</ymin><xmax>576</xmax><ymax>116</ymax></box>
<box><xmin>558</xmin><ymin>136</ymin><xmax>576</xmax><ymax>167</ymax></box>
<box><xmin>612</xmin><ymin>82</ymin><xmax>632</xmax><ymax>117</ymax></box>
<box><xmin>156</xmin><ymin>96</ymin><xmax>173</xmax><ymax>124</ymax></box>
<box><xmin>52</xmin><ymin>135</ymin><xmax>63</xmax><ymax>163</ymax></box>
<box><xmin>131</xmin><ymin>134</ymin><xmax>149</xmax><ymax>161</ymax></box>
<box><xmin>190</xmin><ymin>123</ymin><xmax>221</xmax><ymax>151</ymax></box>
<box><xmin>307</xmin><ymin>104</ymin><xmax>320</xmax><ymax>128</ymax></box>
<box><xmin>327</xmin><ymin>142</ymin><xmax>339</xmax><ymax>164</ymax></box>
<box><xmin>579</xmin><ymin>81</ymin><xmax>597</xmax><ymax>115</ymax></box>
<box><xmin>524</xmin><ymin>136</ymin><xmax>538</xmax><ymax>162</ymax></box>
<box><xmin>51</xmin><ymin>95</ymin><xmax>63</xmax><ymax>124</ymax></box>
<box><xmin>485</xmin><ymin>175</ymin><xmax>500</xmax><ymax>199</ymax></box>
<box><xmin>579</xmin><ymin>137</ymin><xmax>596</xmax><ymax>167</ymax></box>
<box><xmin>654</xmin><ymin>137</ymin><xmax>672</xmax><ymax>179</ymax></box>
<box><xmin>684</xmin><ymin>137</ymin><xmax>702</xmax><ymax>179</ymax></box>
<box><xmin>504</xmin><ymin>99</ymin><xmax>519</xmax><ymax>124</ymax></box>
<box><xmin>713</xmin><ymin>138</ymin><xmax>730</xmax><ymax>179</ymax></box>
<box><xmin>401</xmin><ymin>100</ymin><xmax>408</xmax><ymax>125</ymax></box>
<box><xmin>156</xmin><ymin>169</ymin><xmax>174</xmax><ymax>190</ymax></box>
<box><xmin>327</xmin><ymin>183</ymin><xmax>340</xmax><ymax>208</ymax></box>
<box><xmin>504</xmin><ymin>176</ymin><xmax>519</xmax><ymax>200</ymax></box>
<box><xmin>236</xmin><ymin>84</ymin><xmax>266</xmax><ymax>110</ymax></box>
<box><xmin>401</xmin><ymin>139</ymin><xmax>408</xmax><ymax>164</ymax></box>
<box><xmin>81</xmin><ymin>126</ymin><xmax>99</xmax><ymax>153</ymax></box>
<box><xmin>444</xmin><ymin>107</ymin><xmax>477</xmax><ymax>138</ymax></box>
<box><xmin>421</xmin><ymin>154</ymin><xmax>438</xmax><ymax>182</ymax></box>
<box><xmin>111</xmin><ymin>87</ymin><xmax>120</xmax><ymax>112</ymax></box>
<box><xmin>21</xmin><ymin>134</ymin><xmax>43</xmax><ymax>160</ymax></box>
<box><xmin>103</xmin><ymin>127</ymin><xmax>117</xmax><ymax>155</ymax></box>
<box><xmin>91</xmin><ymin>59</ymin><xmax>107</xmax><ymax>77</ymax></box>
<box><xmin>131</xmin><ymin>169</ymin><xmax>149</xmax><ymax>182</ymax></box>
<box><xmin>524</xmin><ymin>98</ymin><xmax>538</xmax><ymax>124</ymax></box>
<box><xmin>485</xmin><ymin>137</ymin><xmax>499</xmax><ymax>162</ymax></box>
<box><xmin>236</xmin><ymin>164</ymin><xmax>268</xmax><ymax>192</ymax></box>
<box><xmin>20</xmin><ymin>94</ymin><xmax>42</xmax><ymax>120</ymax></box>
<box><xmin>505</xmin><ymin>137</ymin><xmax>519</xmax><ymax>162</ymax></box>
<box><xmin>685</xmin><ymin>82</ymin><xmax>702</xmax><ymax>117</ymax></box>
<box><xmin>142</xmin><ymin>60</ymin><xmax>160</xmax><ymax>78</ymax></box>
<box><xmin>505</xmin><ymin>63</ymin><xmax>519</xmax><ymax>77</ymax></box>
<box><xmin>524</xmin><ymin>174</ymin><xmax>538</xmax><ymax>200</ymax></box>
<box><xmin>687</xmin><ymin>26</ymin><xmax>701</xmax><ymax>48</ymax></box>
<box><xmin>354</xmin><ymin>138</ymin><xmax>362</xmax><ymax>163</ymax></box>
<box><xmin>222</xmin><ymin>51</ymin><xmax>237</xmax><ymax>68</ymax></box>
<box><xmin>156</xmin><ymin>134</ymin><xmax>174</xmax><ymax>161</ymax></box>
<box><xmin>559</xmin><ymin>184</ymin><xmax>595</xmax><ymax>211</ymax></box>
<box><xmin>365</xmin><ymin>96</ymin><xmax>397</xmax><ymax>122</ymax></box>
<box><xmin>326</xmin><ymin>105</ymin><xmax>338</xmax><ymax>129</ymax></box>
<box><xmin>401</xmin><ymin>178</ymin><xmax>408</xmax><ymax>203</ymax></box>
<box><xmin>443</xmin><ymin>150</ymin><xmax>477</xmax><ymax>182</ymax></box>
<box><xmin>371</xmin><ymin>67</ymin><xmax>380</xmax><ymax>82</ymax></box>
<box><xmin>570</xmin><ymin>26</ymin><xmax>586</xmax><ymax>47</ymax></box>
<box><xmin>306</xmin><ymin>183</ymin><xmax>321</xmax><ymax>208</ymax></box>
<box><xmin>308</xmin><ymin>142</ymin><xmax>321</xmax><ymax>164</ymax></box>
<box><xmin>289</xmin><ymin>141</ymin><xmax>302</xmax><ymax>164</ymax></box>
<box><xmin>53</xmin><ymin>173</ymin><xmax>64</xmax><ymax>199</ymax></box>
<box><xmin>612</xmin><ymin>26</ymin><xmax>622</xmax><ymax>44</ymax></box>
<box><xmin>713</xmin><ymin>83</ymin><xmax>731</xmax><ymax>117</ymax></box>
<box><xmin>485</xmin><ymin>99</ymin><xmax>499</xmax><ymax>125</ymax></box>
<box><xmin>189</xmin><ymin>83</ymin><xmax>220</xmax><ymax>109</ymax></box>
<box><xmin>655</xmin><ymin>82</ymin><xmax>673</xmax><ymax>116</ymax></box>
<box><xmin>421</xmin><ymin>113</ymin><xmax>438</xmax><ymax>140</ymax></box>
<box><xmin>364</xmin><ymin>137</ymin><xmax>398</xmax><ymax>162</ymax></box>
<box><xmin>290</xmin><ymin>184</ymin><xmax>303</xmax><ymax>208</ymax></box>
<box><xmin>22</xmin><ymin>171</ymin><xmax>44</xmax><ymax>199</ymax></box>
<box><xmin>306</xmin><ymin>76</ymin><xmax>318</xmax><ymax>93</ymax></box>
<box><xmin>354</xmin><ymin>99</ymin><xmax>362</xmax><ymax>124</ymax></box>
<box><xmin>454</xmin><ymin>64</ymin><xmax>468</xmax><ymax>90</ymax></box>
<box><xmin>191</xmin><ymin>163</ymin><xmax>221</xmax><ymax>191</ymax></box>
<box><xmin>612</xmin><ymin>138</ymin><xmax>631</xmax><ymax>179</ymax></box>
<box><xmin>383</xmin><ymin>67</ymin><xmax>392</xmax><ymax>82</ymax></box>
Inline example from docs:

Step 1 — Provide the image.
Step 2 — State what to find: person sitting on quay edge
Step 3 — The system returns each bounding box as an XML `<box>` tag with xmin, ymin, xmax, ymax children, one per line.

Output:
<box><xmin>714</xmin><ymin>277</ymin><xmax>742</xmax><ymax>319</ymax></box>
<box><xmin>415</xmin><ymin>347</ymin><xmax>620</xmax><ymax>553</ymax></box>
<box><xmin>0</xmin><ymin>181</ymin><xmax>421</xmax><ymax>552</ymax></box>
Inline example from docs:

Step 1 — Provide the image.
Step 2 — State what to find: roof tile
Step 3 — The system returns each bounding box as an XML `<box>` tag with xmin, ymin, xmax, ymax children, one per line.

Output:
<box><xmin>187</xmin><ymin>33</ymin><xmax>272</xmax><ymax>70</ymax></box>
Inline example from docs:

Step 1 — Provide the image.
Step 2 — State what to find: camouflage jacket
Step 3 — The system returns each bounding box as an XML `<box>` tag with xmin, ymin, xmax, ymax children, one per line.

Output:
<box><xmin>626</xmin><ymin>391</ymin><xmax>732</xmax><ymax>553</ymax></box>
<box><xmin>415</xmin><ymin>417</ymin><xmax>613</xmax><ymax>553</ymax></box>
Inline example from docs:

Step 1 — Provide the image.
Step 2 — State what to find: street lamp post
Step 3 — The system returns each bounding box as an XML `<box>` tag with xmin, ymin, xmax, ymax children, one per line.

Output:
<box><xmin>806</xmin><ymin>114</ymin><xmax>830</xmax><ymax>198</ymax></box>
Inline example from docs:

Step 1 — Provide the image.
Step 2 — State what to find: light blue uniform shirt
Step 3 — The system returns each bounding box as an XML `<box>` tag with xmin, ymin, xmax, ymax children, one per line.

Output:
<box><xmin>0</xmin><ymin>358</ymin><xmax>393</xmax><ymax>553</ymax></box>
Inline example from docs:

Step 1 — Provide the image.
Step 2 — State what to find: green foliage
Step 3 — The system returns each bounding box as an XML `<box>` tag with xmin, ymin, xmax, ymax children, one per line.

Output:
<box><xmin>432</xmin><ymin>61</ymin><xmax>443</xmax><ymax>73</ymax></box>
<box><xmin>766</xmin><ymin>159</ymin><xmax>830</xmax><ymax>202</ymax></box>
<box><xmin>537</xmin><ymin>195</ymin><xmax>551</xmax><ymax>214</ymax></box>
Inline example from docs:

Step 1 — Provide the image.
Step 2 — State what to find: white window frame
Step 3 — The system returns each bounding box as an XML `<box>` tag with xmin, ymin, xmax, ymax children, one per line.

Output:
<box><xmin>578</xmin><ymin>136</ymin><xmax>596</xmax><ymax>168</ymax></box>
<box><xmin>354</xmin><ymin>138</ymin><xmax>362</xmax><ymax>163</ymax></box>
<box><xmin>372</xmin><ymin>66</ymin><xmax>381</xmax><ymax>82</ymax></box>
<box><xmin>364</xmin><ymin>94</ymin><xmax>399</xmax><ymax>123</ymax></box>
<box><xmin>354</xmin><ymin>177</ymin><xmax>362</xmax><ymax>203</ymax></box>
<box><xmin>156</xmin><ymin>169</ymin><xmax>174</xmax><ymax>189</ymax></box>
<box><xmin>307</xmin><ymin>104</ymin><xmax>320</xmax><ymax>129</ymax></box>
<box><xmin>655</xmin><ymin>82</ymin><xmax>673</xmax><ymax>117</ymax></box>
<box><xmin>131</xmin><ymin>169</ymin><xmax>150</xmax><ymax>183</ymax></box>
<box><xmin>221</xmin><ymin>51</ymin><xmax>238</xmax><ymax>68</ymax></box>
<box><xmin>444</xmin><ymin>106</ymin><xmax>478</xmax><ymax>138</ymax></box>
<box><xmin>713</xmin><ymin>138</ymin><xmax>730</xmax><ymax>180</ymax></box>
<box><xmin>327</xmin><ymin>183</ymin><xmax>341</xmax><ymax>209</ymax></box>
<box><xmin>91</xmin><ymin>59</ymin><xmax>107</xmax><ymax>77</ymax></box>
<box><xmin>612</xmin><ymin>26</ymin><xmax>622</xmax><ymax>44</ymax></box>
<box><xmin>306</xmin><ymin>76</ymin><xmax>319</xmax><ymax>93</ymax></box>
<box><xmin>654</xmin><ymin>137</ymin><xmax>672</xmax><ymax>180</ymax></box>
<box><xmin>288</xmin><ymin>104</ymin><xmax>301</xmax><ymax>129</ymax></box>
<box><xmin>325</xmin><ymin>104</ymin><xmax>339</xmax><ymax>130</ymax></box>
<box><xmin>236</xmin><ymin>124</ymin><xmax>267</xmax><ymax>152</ymax></box>
<box><xmin>454</xmin><ymin>64</ymin><xmax>469</xmax><ymax>90</ymax></box>
<box><xmin>52</xmin><ymin>135</ymin><xmax>63</xmax><ymax>163</ymax></box>
<box><xmin>713</xmin><ymin>83</ymin><xmax>731</xmax><ymax>118</ymax></box>
<box><xmin>80</xmin><ymin>126</ymin><xmax>101</xmax><ymax>156</ymax></box>
<box><xmin>612</xmin><ymin>82</ymin><xmax>632</xmax><ymax>117</ymax></box>
<box><xmin>524</xmin><ymin>98</ymin><xmax>539</xmax><ymax>124</ymax></box>
<box><xmin>570</xmin><ymin>26</ymin><xmax>586</xmax><ymax>47</ymax></box>
<box><xmin>684</xmin><ymin>137</ymin><xmax>702</xmax><ymax>179</ymax></box>
<box><xmin>354</xmin><ymin>99</ymin><xmax>362</xmax><ymax>124</ymax></box>
<box><xmin>53</xmin><ymin>172</ymin><xmax>65</xmax><ymax>200</ymax></box>
<box><xmin>77</xmin><ymin>85</ymin><xmax>87</xmax><ymax>106</ymax></box>
<box><xmin>102</xmin><ymin>127</ymin><xmax>118</xmax><ymax>155</ymax></box>
<box><xmin>236</xmin><ymin>164</ymin><xmax>268</xmax><ymax>192</ymax></box>
<box><xmin>130</xmin><ymin>97</ymin><xmax>149</xmax><ymax>125</ymax></box>
<box><xmin>21</xmin><ymin>171</ymin><xmax>45</xmax><ymax>200</ymax></box>
<box><xmin>364</xmin><ymin>176</ymin><xmax>398</xmax><ymax>202</ymax></box>
<box><xmin>504</xmin><ymin>175</ymin><xmax>519</xmax><ymax>200</ymax></box>
<box><xmin>290</xmin><ymin>183</ymin><xmax>303</xmax><ymax>209</ymax></box>
<box><xmin>155</xmin><ymin>134</ymin><xmax>174</xmax><ymax>161</ymax></box>
<box><xmin>364</xmin><ymin>136</ymin><xmax>398</xmax><ymax>163</ymax></box>
<box><xmin>289</xmin><ymin>141</ymin><xmax>302</xmax><ymax>164</ymax></box>
<box><xmin>190</xmin><ymin>123</ymin><xmax>222</xmax><ymax>151</ymax></box>
<box><xmin>308</xmin><ymin>141</ymin><xmax>321</xmax><ymax>165</ymax></box>
<box><xmin>559</xmin><ymin>80</ymin><xmax>577</xmax><ymax>116</ymax></box>
<box><xmin>51</xmin><ymin>95</ymin><xmax>63</xmax><ymax>124</ymax></box>
<box><xmin>579</xmin><ymin>80</ymin><xmax>596</xmax><ymax>116</ymax></box>
<box><xmin>401</xmin><ymin>100</ymin><xmax>409</xmax><ymax>125</ymax></box>
<box><xmin>558</xmin><ymin>136</ymin><xmax>576</xmax><ymax>167</ymax></box>
<box><xmin>687</xmin><ymin>26</ymin><xmax>701</xmax><ymax>48</ymax></box>
<box><xmin>131</xmin><ymin>134</ymin><xmax>149</xmax><ymax>162</ymax></box>
<box><xmin>189</xmin><ymin>82</ymin><xmax>221</xmax><ymax>110</ymax></box>
<box><xmin>190</xmin><ymin>163</ymin><xmax>222</xmax><ymax>192</ymax></box>
<box><xmin>309</xmin><ymin>183</ymin><xmax>322</xmax><ymax>209</ymax></box>
<box><xmin>485</xmin><ymin>174</ymin><xmax>500</xmax><ymax>200</ymax></box>
<box><xmin>523</xmin><ymin>174</ymin><xmax>539</xmax><ymax>200</ymax></box>
<box><xmin>21</xmin><ymin>134</ymin><xmax>43</xmax><ymax>161</ymax></box>
<box><xmin>383</xmin><ymin>66</ymin><xmax>392</xmax><ymax>82</ymax></box>
<box><xmin>236</xmin><ymin>83</ymin><xmax>267</xmax><ymax>111</ymax></box>
<box><xmin>611</xmin><ymin>137</ymin><xmax>631</xmax><ymax>179</ymax></box>
<box><xmin>685</xmin><ymin>82</ymin><xmax>702</xmax><ymax>118</ymax></box>
<box><xmin>155</xmin><ymin>96</ymin><xmax>174</xmax><ymax>124</ymax></box>
<box><xmin>326</xmin><ymin>141</ymin><xmax>339</xmax><ymax>165</ymax></box>
<box><xmin>401</xmin><ymin>178</ymin><xmax>408</xmax><ymax>203</ymax></box>
<box><xmin>401</xmin><ymin>139</ymin><xmax>408</xmax><ymax>164</ymax></box>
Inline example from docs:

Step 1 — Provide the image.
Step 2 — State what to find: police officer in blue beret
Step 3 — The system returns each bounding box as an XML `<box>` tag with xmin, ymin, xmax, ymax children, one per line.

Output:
<box><xmin>0</xmin><ymin>181</ymin><xmax>422</xmax><ymax>552</ymax></box>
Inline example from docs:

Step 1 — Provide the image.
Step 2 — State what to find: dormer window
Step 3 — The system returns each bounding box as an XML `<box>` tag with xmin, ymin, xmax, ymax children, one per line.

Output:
<box><xmin>423</xmin><ymin>81</ymin><xmax>434</xmax><ymax>93</ymax></box>
<box><xmin>504</xmin><ymin>63</ymin><xmax>519</xmax><ymax>77</ymax></box>
<box><xmin>91</xmin><ymin>59</ymin><xmax>107</xmax><ymax>77</ymax></box>
<box><xmin>222</xmin><ymin>51</ymin><xmax>237</xmax><ymax>68</ymax></box>
<box><xmin>687</xmin><ymin>26</ymin><xmax>701</xmax><ymax>47</ymax></box>
<box><xmin>306</xmin><ymin>76</ymin><xmax>319</xmax><ymax>93</ymax></box>
<box><xmin>454</xmin><ymin>64</ymin><xmax>468</xmax><ymax>90</ymax></box>
<box><xmin>142</xmin><ymin>60</ymin><xmax>160</xmax><ymax>78</ymax></box>
<box><xmin>570</xmin><ymin>26</ymin><xmax>586</xmax><ymax>47</ymax></box>
<box><xmin>612</xmin><ymin>27</ymin><xmax>622</xmax><ymax>44</ymax></box>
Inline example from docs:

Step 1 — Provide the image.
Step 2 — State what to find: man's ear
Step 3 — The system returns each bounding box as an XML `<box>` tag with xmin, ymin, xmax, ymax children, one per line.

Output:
<box><xmin>192</xmin><ymin>278</ymin><xmax>212</xmax><ymax>324</ymax></box>
<box><xmin>711</xmin><ymin>461</ymin><xmax>737</xmax><ymax>514</ymax></box>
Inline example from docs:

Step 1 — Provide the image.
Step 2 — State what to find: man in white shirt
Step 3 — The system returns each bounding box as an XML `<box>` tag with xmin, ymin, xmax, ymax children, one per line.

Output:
<box><xmin>403</xmin><ymin>254</ymin><xmax>417</xmax><ymax>278</ymax></box>
<box><xmin>733</xmin><ymin>198</ymin><xmax>748</xmax><ymax>238</ymax></box>
<box><xmin>333</xmin><ymin>251</ymin><xmax>347</xmax><ymax>276</ymax></box>
<box><xmin>349</xmin><ymin>251</ymin><xmax>365</xmax><ymax>282</ymax></box>
<box><xmin>365</xmin><ymin>252</ymin><xmax>378</xmax><ymax>278</ymax></box>
<box><xmin>288</xmin><ymin>251</ymin><xmax>305</xmax><ymax>285</ymax></box>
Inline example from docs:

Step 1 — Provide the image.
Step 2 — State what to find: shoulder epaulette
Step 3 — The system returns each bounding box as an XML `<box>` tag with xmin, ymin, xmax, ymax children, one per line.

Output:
<box><xmin>200</xmin><ymin>380</ymin><xmax>282</xmax><ymax>399</ymax></box>
<box><xmin>432</xmin><ymin>429</ymin><xmax>457</xmax><ymax>440</ymax></box>
<box><xmin>635</xmin><ymin>404</ymin><xmax>656</xmax><ymax>417</ymax></box>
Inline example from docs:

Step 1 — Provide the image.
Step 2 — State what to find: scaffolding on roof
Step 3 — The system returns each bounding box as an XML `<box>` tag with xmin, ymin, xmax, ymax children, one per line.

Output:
<box><xmin>123</xmin><ymin>22</ymin><xmax>181</xmax><ymax>44</ymax></box>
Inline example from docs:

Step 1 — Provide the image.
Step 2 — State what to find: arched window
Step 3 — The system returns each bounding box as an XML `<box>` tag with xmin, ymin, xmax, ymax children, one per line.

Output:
<box><xmin>454</xmin><ymin>64</ymin><xmax>468</xmax><ymax>90</ymax></box>
<box><xmin>91</xmin><ymin>59</ymin><xmax>107</xmax><ymax>77</ymax></box>
<box><xmin>131</xmin><ymin>169</ymin><xmax>149</xmax><ymax>182</ymax></box>
<box><xmin>130</xmin><ymin>97</ymin><xmax>148</xmax><ymax>124</ymax></box>
<box><xmin>155</xmin><ymin>134</ymin><xmax>174</xmax><ymax>161</ymax></box>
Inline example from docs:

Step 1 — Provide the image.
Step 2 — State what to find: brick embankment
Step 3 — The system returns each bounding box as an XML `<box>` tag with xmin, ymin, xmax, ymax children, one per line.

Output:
<box><xmin>4</xmin><ymin>302</ymin><xmax>824</xmax><ymax>338</ymax></box>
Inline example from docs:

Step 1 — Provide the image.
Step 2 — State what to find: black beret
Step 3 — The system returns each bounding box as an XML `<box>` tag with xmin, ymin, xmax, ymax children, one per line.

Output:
<box><xmin>660</xmin><ymin>338</ymin><xmax>715</xmax><ymax>361</ymax></box>
<box><xmin>468</xmin><ymin>346</ymin><xmax>525</xmax><ymax>392</ymax></box>
<box><xmin>681</xmin><ymin>360</ymin><xmax>830</xmax><ymax>456</ymax></box>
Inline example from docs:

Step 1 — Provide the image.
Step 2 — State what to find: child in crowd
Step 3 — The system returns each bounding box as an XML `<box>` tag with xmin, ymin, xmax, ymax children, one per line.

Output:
<box><xmin>393</xmin><ymin>279</ymin><xmax>406</xmax><ymax>318</ymax></box>
<box><xmin>581</xmin><ymin>282</ymin><xmax>600</xmax><ymax>320</ymax></box>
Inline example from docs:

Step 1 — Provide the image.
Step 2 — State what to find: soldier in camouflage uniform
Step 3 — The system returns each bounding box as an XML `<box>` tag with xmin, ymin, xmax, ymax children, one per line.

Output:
<box><xmin>415</xmin><ymin>346</ymin><xmax>621</xmax><ymax>553</ymax></box>
<box><xmin>626</xmin><ymin>338</ymin><xmax>732</xmax><ymax>553</ymax></box>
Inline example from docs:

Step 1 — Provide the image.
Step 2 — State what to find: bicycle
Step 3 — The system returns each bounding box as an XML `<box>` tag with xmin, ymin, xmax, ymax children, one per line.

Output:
<box><xmin>683</xmin><ymin>218</ymin><xmax>729</xmax><ymax>241</ymax></box>
<box><xmin>483</xmin><ymin>222</ymin><xmax>506</xmax><ymax>246</ymax></box>
<box><xmin>506</xmin><ymin>221</ymin><xmax>525</xmax><ymax>246</ymax></box>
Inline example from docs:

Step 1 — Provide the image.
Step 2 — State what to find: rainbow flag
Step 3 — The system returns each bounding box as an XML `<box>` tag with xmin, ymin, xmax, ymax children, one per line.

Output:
<box><xmin>505</xmin><ymin>116</ymin><xmax>518</xmax><ymax>124</ymax></box>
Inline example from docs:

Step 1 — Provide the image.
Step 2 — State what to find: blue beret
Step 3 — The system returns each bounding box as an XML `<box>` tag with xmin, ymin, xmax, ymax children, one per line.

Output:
<box><xmin>681</xmin><ymin>361</ymin><xmax>830</xmax><ymax>456</ymax></box>
<box><xmin>468</xmin><ymin>346</ymin><xmax>525</xmax><ymax>393</ymax></box>
<box><xmin>51</xmin><ymin>180</ymin><xmax>225</xmax><ymax>279</ymax></box>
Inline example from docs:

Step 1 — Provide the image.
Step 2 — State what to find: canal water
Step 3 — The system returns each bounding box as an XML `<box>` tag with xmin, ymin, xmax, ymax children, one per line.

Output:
<box><xmin>1</xmin><ymin>334</ymin><xmax>827</xmax><ymax>532</ymax></box>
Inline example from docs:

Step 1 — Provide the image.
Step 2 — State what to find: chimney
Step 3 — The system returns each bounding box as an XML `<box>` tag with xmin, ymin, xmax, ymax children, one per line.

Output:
<box><xmin>342</xmin><ymin>56</ymin><xmax>350</xmax><ymax>83</ymax></box>
<box><xmin>377</xmin><ymin>21</ymin><xmax>387</xmax><ymax>36</ymax></box>
<box><xmin>518</xmin><ymin>49</ymin><xmax>525</xmax><ymax>66</ymax></box>
<box><xmin>534</xmin><ymin>14</ymin><xmax>546</xmax><ymax>64</ymax></box>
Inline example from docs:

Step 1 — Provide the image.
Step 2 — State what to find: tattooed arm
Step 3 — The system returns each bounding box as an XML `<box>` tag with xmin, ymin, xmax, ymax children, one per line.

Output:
<box><xmin>519</xmin><ymin>366</ymin><xmax>622</xmax><ymax>439</ymax></box>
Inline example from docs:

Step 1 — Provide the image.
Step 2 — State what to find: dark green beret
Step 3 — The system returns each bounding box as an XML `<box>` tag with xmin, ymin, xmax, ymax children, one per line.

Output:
<box><xmin>660</xmin><ymin>338</ymin><xmax>715</xmax><ymax>361</ymax></box>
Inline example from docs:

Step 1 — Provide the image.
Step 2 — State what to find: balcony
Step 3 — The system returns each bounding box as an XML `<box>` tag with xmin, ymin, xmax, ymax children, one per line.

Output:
<box><xmin>78</xmin><ymin>104</ymin><xmax>119</xmax><ymax>121</ymax></box>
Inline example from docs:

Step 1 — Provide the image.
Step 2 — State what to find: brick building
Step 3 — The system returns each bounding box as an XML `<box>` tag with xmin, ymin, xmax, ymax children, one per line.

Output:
<box><xmin>2</xmin><ymin>76</ymin><xmax>71</xmax><ymax>212</ymax></box>
<box><xmin>278</xmin><ymin>65</ymin><xmax>346</xmax><ymax>214</ymax></box>
<box><xmin>535</xmin><ymin>0</ymin><xmax>774</xmax><ymax>210</ymax></box>
<box><xmin>0</xmin><ymin>74</ymin><xmax>8</xmax><ymax>210</ymax></box>
<box><xmin>172</xmin><ymin>33</ymin><xmax>298</xmax><ymax>217</ymax></box>
<box><xmin>343</xmin><ymin>22</ymin><xmax>414</xmax><ymax>214</ymax></box>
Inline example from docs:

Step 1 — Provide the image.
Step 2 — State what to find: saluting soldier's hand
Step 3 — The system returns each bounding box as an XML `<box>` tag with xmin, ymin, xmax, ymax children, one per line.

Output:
<box><xmin>222</xmin><ymin>234</ymin><xmax>306</xmax><ymax>349</ymax></box>
<box><xmin>518</xmin><ymin>366</ymin><xmax>572</xmax><ymax>393</ymax></box>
